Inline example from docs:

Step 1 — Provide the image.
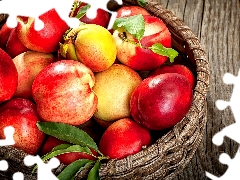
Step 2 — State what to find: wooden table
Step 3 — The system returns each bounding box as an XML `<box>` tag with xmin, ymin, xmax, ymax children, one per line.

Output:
<box><xmin>155</xmin><ymin>0</ymin><xmax>240</xmax><ymax>179</ymax></box>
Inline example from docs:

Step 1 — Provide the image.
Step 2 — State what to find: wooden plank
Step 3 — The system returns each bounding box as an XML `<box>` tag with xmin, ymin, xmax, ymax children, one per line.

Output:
<box><xmin>154</xmin><ymin>0</ymin><xmax>240</xmax><ymax>179</ymax></box>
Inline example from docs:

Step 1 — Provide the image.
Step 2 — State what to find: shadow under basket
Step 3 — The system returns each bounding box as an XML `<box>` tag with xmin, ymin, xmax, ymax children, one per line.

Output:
<box><xmin>0</xmin><ymin>0</ymin><xmax>210</xmax><ymax>179</ymax></box>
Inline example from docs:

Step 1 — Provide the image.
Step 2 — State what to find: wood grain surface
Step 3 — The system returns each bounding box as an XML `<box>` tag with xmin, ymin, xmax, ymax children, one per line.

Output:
<box><xmin>156</xmin><ymin>0</ymin><xmax>240</xmax><ymax>179</ymax></box>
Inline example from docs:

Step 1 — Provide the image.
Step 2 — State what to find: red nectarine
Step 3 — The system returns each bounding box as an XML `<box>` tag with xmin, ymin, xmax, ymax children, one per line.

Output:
<box><xmin>0</xmin><ymin>48</ymin><xmax>18</xmax><ymax>103</ymax></box>
<box><xmin>99</xmin><ymin>118</ymin><xmax>152</xmax><ymax>159</ymax></box>
<box><xmin>149</xmin><ymin>64</ymin><xmax>196</xmax><ymax>89</ymax></box>
<box><xmin>16</xmin><ymin>9</ymin><xmax>69</xmax><ymax>53</ymax></box>
<box><xmin>130</xmin><ymin>73</ymin><xmax>193</xmax><ymax>130</ymax></box>
<box><xmin>0</xmin><ymin>98</ymin><xmax>45</xmax><ymax>155</ymax></box>
<box><xmin>32</xmin><ymin>60</ymin><xmax>98</xmax><ymax>126</ymax></box>
<box><xmin>113</xmin><ymin>15</ymin><xmax>171</xmax><ymax>71</ymax></box>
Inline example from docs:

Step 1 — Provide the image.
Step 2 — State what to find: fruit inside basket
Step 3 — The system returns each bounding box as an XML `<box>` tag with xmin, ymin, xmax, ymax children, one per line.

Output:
<box><xmin>0</xmin><ymin>0</ymin><xmax>209</xmax><ymax>179</ymax></box>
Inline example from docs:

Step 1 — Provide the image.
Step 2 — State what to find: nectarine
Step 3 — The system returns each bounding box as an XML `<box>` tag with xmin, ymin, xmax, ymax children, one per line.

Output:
<box><xmin>93</xmin><ymin>64</ymin><xmax>142</xmax><ymax>121</ymax></box>
<box><xmin>32</xmin><ymin>60</ymin><xmax>97</xmax><ymax>126</ymax></box>
<box><xmin>99</xmin><ymin>118</ymin><xmax>152</xmax><ymax>159</ymax></box>
<box><xmin>13</xmin><ymin>51</ymin><xmax>56</xmax><ymax>99</ymax></box>
<box><xmin>113</xmin><ymin>15</ymin><xmax>171</xmax><ymax>71</ymax></box>
<box><xmin>16</xmin><ymin>9</ymin><xmax>69</xmax><ymax>53</ymax></box>
<box><xmin>130</xmin><ymin>73</ymin><xmax>193</xmax><ymax>130</ymax></box>
<box><xmin>0</xmin><ymin>48</ymin><xmax>18</xmax><ymax>103</ymax></box>
<box><xmin>149</xmin><ymin>64</ymin><xmax>196</xmax><ymax>89</ymax></box>
<box><xmin>0</xmin><ymin>98</ymin><xmax>45</xmax><ymax>155</ymax></box>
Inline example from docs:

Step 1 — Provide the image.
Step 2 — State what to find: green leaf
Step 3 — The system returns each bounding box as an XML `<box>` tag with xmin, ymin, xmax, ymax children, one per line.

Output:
<box><xmin>32</xmin><ymin>144</ymin><xmax>94</xmax><ymax>174</ymax></box>
<box><xmin>36</xmin><ymin>122</ymin><xmax>99</xmax><ymax>153</ymax></box>
<box><xmin>41</xmin><ymin>145</ymin><xmax>93</xmax><ymax>162</ymax></box>
<box><xmin>32</xmin><ymin>143</ymin><xmax>74</xmax><ymax>174</ymax></box>
<box><xmin>113</xmin><ymin>15</ymin><xmax>145</xmax><ymax>41</ymax></box>
<box><xmin>52</xmin><ymin>144</ymin><xmax>72</xmax><ymax>151</ymax></box>
<box><xmin>150</xmin><ymin>43</ymin><xmax>179</xmax><ymax>63</ymax></box>
<box><xmin>58</xmin><ymin>159</ymin><xmax>94</xmax><ymax>180</ymax></box>
<box><xmin>87</xmin><ymin>160</ymin><xmax>100</xmax><ymax>180</ymax></box>
<box><xmin>76</xmin><ymin>4</ymin><xmax>91</xmax><ymax>19</ymax></box>
<box><xmin>137</xmin><ymin>0</ymin><xmax>146</xmax><ymax>7</ymax></box>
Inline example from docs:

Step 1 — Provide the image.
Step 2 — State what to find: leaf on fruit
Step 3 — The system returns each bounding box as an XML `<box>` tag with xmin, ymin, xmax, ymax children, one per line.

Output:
<box><xmin>52</xmin><ymin>143</ymin><xmax>72</xmax><ymax>151</ymax></box>
<box><xmin>87</xmin><ymin>160</ymin><xmax>100</xmax><ymax>180</ymax></box>
<box><xmin>150</xmin><ymin>43</ymin><xmax>179</xmax><ymax>62</ymax></box>
<box><xmin>41</xmin><ymin>145</ymin><xmax>93</xmax><ymax>162</ymax></box>
<box><xmin>113</xmin><ymin>15</ymin><xmax>145</xmax><ymax>41</ymax></box>
<box><xmin>76</xmin><ymin>4</ymin><xmax>91</xmax><ymax>19</ymax></box>
<box><xmin>58</xmin><ymin>159</ymin><xmax>94</xmax><ymax>180</ymax></box>
<box><xmin>37</xmin><ymin>122</ymin><xmax>100</xmax><ymax>154</ymax></box>
<box><xmin>137</xmin><ymin>0</ymin><xmax>146</xmax><ymax>7</ymax></box>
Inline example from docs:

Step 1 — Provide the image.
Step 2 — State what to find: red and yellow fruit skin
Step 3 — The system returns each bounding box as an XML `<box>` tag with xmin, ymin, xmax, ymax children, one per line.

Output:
<box><xmin>0</xmin><ymin>48</ymin><xmax>18</xmax><ymax>103</ymax></box>
<box><xmin>6</xmin><ymin>28</ymin><xmax>29</xmax><ymax>58</ymax></box>
<box><xmin>74</xmin><ymin>24</ymin><xmax>117</xmax><ymax>72</ymax></box>
<box><xmin>99</xmin><ymin>118</ymin><xmax>152</xmax><ymax>160</ymax></box>
<box><xmin>130</xmin><ymin>73</ymin><xmax>193</xmax><ymax>131</ymax></box>
<box><xmin>93</xmin><ymin>64</ymin><xmax>142</xmax><ymax>122</ymax></box>
<box><xmin>41</xmin><ymin>136</ymin><xmax>98</xmax><ymax>165</ymax></box>
<box><xmin>113</xmin><ymin>15</ymin><xmax>171</xmax><ymax>71</ymax></box>
<box><xmin>32</xmin><ymin>60</ymin><xmax>98</xmax><ymax>126</ymax></box>
<box><xmin>16</xmin><ymin>9</ymin><xmax>69</xmax><ymax>53</ymax></box>
<box><xmin>0</xmin><ymin>98</ymin><xmax>45</xmax><ymax>155</ymax></box>
<box><xmin>13</xmin><ymin>51</ymin><xmax>56</xmax><ymax>100</ymax></box>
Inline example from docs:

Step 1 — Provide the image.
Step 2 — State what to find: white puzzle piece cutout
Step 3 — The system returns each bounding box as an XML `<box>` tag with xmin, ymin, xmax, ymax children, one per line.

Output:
<box><xmin>82</xmin><ymin>0</ymin><xmax>123</xmax><ymax>29</ymax></box>
<box><xmin>24</xmin><ymin>155</ymin><xmax>60</xmax><ymax>180</ymax></box>
<box><xmin>0</xmin><ymin>126</ymin><xmax>15</xmax><ymax>171</ymax></box>
<box><xmin>0</xmin><ymin>0</ymin><xmax>123</xmax><ymax>30</ymax></box>
<box><xmin>0</xmin><ymin>126</ymin><xmax>24</xmax><ymax>180</ymax></box>
<box><xmin>0</xmin><ymin>0</ymin><xmax>79</xmax><ymax>30</ymax></box>
<box><xmin>206</xmin><ymin>69</ymin><xmax>240</xmax><ymax>179</ymax></box>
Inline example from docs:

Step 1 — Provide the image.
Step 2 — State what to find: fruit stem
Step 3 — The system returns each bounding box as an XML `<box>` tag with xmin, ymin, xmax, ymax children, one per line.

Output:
<box><xmin>98</xmin><ymin>155</ymin><xmax>109</xmax><ymax>161</ymax></box>
<box><xmin>63</xmin><ymin>23</ymin><xmax>86</xmax><ymax>41</ymax></box>
<box><xmin>118</xmin><ymin>32</ymin><xmax>140</xmax><ymax>47</ymax></box>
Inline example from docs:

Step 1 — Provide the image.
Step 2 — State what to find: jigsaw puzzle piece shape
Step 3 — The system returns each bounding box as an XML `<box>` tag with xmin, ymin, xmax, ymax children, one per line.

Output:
<box><xmin>0</xmin><ymin>126</ymin><xmax>15</xmax><ymax>146</ymax></box>
<box><xmin>83</xmin><ymin>0</ymin><xmax>123</xmax><ymax>29</ymax></box>
<box><xmin>24</xmin><ymin>155</ymin><xmax>60</xmax><ymax>180</ymax></box>
<box><xmin>212</xmin><ymin>122</ymin><xmax>240</xmax><ymax>146</ymax></box>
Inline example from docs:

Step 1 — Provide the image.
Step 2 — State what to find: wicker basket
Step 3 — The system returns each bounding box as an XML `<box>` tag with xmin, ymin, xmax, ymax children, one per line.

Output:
<box><xmin>0</xmin><ymin>0</ymin><xmax>210</xmax><ymax>179</ymax></box>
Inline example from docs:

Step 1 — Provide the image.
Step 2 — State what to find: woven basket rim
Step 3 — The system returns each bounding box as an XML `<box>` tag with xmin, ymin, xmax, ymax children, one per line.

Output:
<box><xmin>0</xmin><ymin>0</ymin><xmax>210</xmax><ymax>179</ymax></box>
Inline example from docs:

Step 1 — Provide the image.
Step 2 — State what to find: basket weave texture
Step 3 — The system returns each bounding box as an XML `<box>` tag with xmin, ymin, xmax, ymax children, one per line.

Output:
<box><xmin>0</xmin><ymin>0</ymin><xmax>210</xmax><ymax>179</ymax></box>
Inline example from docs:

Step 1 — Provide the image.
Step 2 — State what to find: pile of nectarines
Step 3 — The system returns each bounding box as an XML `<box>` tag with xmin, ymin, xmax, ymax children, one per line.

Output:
<box><xmin>0</xmin><ymin>1</ymin><xmax>195</xmax><ymax>177</ymax></box>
